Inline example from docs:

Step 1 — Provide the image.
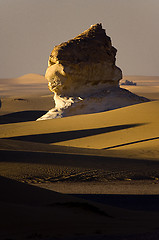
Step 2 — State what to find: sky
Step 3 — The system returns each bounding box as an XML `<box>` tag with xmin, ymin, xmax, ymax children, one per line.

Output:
<box><xmin>0</xmin><ymin>0</ymin><xmax>159</xmax><ymax>78</ymax></box>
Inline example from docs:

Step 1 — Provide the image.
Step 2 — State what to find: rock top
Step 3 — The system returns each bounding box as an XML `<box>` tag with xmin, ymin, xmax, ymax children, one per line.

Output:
<box><xmin>45</xmin><ymin>23</ymin><xmax>122</xmax><ymax>97</ymax></box>
<box><xmin>49</xmin><ymin>23</ymin><xmax>117</xmax><ymax>65</ymax></box>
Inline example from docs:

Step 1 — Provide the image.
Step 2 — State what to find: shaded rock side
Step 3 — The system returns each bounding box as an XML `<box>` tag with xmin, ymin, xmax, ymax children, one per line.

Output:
<box><xmin>45</xmin><ymin>23</ymin><xmax>122</xmax><ymax>97</ymax></box>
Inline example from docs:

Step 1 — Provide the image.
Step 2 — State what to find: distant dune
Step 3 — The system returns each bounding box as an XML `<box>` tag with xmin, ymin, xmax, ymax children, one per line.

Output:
<box><xmin>0</xmin><ymin>73</ymin><xmax>49</xmax><ymax>97</ymax></box>
<box><xmin>16</xmin><ymin>73</ymin><xmax>46</xmax><ymax>83</ymax></box>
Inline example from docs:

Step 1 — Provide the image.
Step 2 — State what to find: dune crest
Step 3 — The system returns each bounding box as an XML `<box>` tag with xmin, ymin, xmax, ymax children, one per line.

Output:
<box><xmin>37</xmin><ymin>24</ymin><xmax>149</xmax><ymax>120</ymax></box>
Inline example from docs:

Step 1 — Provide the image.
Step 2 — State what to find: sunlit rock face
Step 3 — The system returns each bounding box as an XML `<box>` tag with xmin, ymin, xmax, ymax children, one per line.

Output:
<box><xmin>37</xmin><ymin>23</ymin><xmax>149</xmax><ymax>120</ymax></box>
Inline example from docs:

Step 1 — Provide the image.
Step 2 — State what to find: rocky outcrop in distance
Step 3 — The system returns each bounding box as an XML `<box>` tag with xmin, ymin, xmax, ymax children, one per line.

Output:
<box><xmin>37</xmin><ymin>23</ymin><xmax>149</xmax><ymax>120</ymax></box>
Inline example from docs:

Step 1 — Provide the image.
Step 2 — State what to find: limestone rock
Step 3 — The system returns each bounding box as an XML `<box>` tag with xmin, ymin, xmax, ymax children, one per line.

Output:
<box><xmin>45</xmin><ymin>23</ymin><xmax>122</xmax><ymax>97</ymax></box>
<box><xmin>37</xmin><ymin>23</ymin><xmax>149</xmax><ymax>120</ymax></box>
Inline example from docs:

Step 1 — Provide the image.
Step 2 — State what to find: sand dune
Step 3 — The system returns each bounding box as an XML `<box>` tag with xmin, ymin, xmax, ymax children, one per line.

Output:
<box><xmin>1</xmin><ymin>176</ymin><xmax>159</xmax><ymax>239</ymax></box>
<box><xmin>0</xmin><ymin>100</ymin><xmax>159</xmax><ymax>159</ymax></box>
<box><xmin>0</xmin><ymin>176</ymin><xmax>116</xmax><ymax>238</ymax></box>
<box><xmin>16</xmin><ymin>73</ymin><xmax>46</xmax><ymax>82</ymax></box>
<box><xmin>1</xmin><ymin>98</ymin><xmax>159</xmax><ymax>196</ymax></box>
<box><xmin>1</xmin><ymin>75</ymin><xmax>159</xmax><ymax>239</ymax></box>
<box><xmin>0</xmin><ymin>95</ymin><xmax>54</xmax><ymax>118</ymax></box>
<box><xmin>0</xmin><ymin>74</ymin><xmax>54</xmax><ymax>117</ymax></box>
<box><xmin>0</xmin><ymin>73</ymin><xmax>49</xmax><ymax>97</ymax></box>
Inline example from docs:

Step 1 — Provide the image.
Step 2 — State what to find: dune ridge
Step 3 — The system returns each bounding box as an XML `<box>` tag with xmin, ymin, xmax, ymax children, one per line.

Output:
<box><xmin>1</xmin><ymin>100</ymin><xmax>158</xmax><ymax>151</ymax></box>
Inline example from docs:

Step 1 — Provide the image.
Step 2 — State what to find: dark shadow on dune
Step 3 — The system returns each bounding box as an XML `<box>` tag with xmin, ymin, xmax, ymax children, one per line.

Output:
<box><xmin>6</xmin><ymin>123</ymin><xmax>143</xmax><ymax>143</ymax></box>
<box><xmin>103</xmin><ymin>136</ymin><xmax>159</xmax><ymax>150</ymax></box>
<box><xmin>49</xmin><ymin>202</ymin><xmax>112</xmax><ymax>218</ymax></box>
<box><xmin>0</xmin><ymin>110</ymin><xmax>47</xmax><ymax>124</ymax></box>
<box><xmin>1</xmin><ymin>149</ymin><xmax>159</xmax><ymax>170</ymax></box>
<box><xmin>0</xmin><ymin>176</ymin><xmax>112</xmax><ymax>218</ymax></box>
<box><xmin>0</xmin><ymin>175</ymin><xmax>60</xmax><ymax>205</ymax></box>
<box><xmin>1</xmin><ymin>175</ymin><xmax>159</xmax><ymax>213</ymax></box>
<box><xmin>71</xmin><ymin>194</ymin><xmax>159</xmax><ymax>212</ymax></box>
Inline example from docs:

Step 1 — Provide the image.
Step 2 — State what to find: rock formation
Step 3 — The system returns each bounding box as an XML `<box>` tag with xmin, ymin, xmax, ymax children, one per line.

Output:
<box><xmin>37</xmin><ymin>23</ymin><xmax>149</xmax><ymax>120</ymax></box>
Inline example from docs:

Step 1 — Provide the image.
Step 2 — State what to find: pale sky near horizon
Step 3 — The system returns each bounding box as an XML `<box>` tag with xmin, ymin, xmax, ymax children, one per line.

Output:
<box><xmin>1</xmin><ymin>0</ymin><xmax>159</xmax><ymax>78</ymax></box>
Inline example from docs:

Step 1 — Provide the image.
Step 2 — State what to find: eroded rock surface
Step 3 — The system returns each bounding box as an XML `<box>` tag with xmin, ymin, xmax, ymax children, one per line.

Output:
<box><xmin>46</xmin><ymin>23</ymin><xmax>122</xmax><ymax>97</ymax></box>
<box><xmin>37</xmin><ymin>23</ymin><xmax>149</xmax><ymax>120</ymax></box>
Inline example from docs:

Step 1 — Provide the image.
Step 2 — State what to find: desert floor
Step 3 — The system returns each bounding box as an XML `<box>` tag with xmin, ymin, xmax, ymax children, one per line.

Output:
<box><xmin>0</xmin><ymin>74</ymin><xmax>159</xmax><ymax>240</ymax></box>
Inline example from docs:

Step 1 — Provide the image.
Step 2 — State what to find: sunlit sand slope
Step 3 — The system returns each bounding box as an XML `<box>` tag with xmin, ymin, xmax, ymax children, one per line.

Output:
<box><xmin>0</xmin><ymin>100</ymin><xmax>159</xmax><ymax>159</ymax></box>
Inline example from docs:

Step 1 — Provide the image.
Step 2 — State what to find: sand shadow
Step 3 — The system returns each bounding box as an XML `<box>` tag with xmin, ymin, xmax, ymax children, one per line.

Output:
<box><xmin>103</xmin><ymin>136</ymin><xmax>159</xmax><ymax>150</ymax></box>
<box><xmin>1</xmin><ymin>149</ymin><xmax>159</xmax><ymax>170</ymax></box>
<box><xmin>72</xmin><ymin>194</ymin><xmax>159</xmax><ymax>212</ymax></box>
<box><xmin>0</xmin><ymin>176</ymin><xmax>112</xmax><ymax>218</ymax></box>
<box><xmin>6</xmin><ymin>123</ymin><xmax>142</xmax><ymax>144</ymax></box>
<box><xmin>1</xmin><ymin>175</ymin><xmax>159</xmax><ymax>212</ymax></box>
<box><xmin>0</xmin><ymin>175</ymin><xmax>60</xmax><ymax>205</ymax></box>
<box><xmin>0</xmin><ymin>110</ymin><xmax>47</xmax><ymax>124</ymax></box>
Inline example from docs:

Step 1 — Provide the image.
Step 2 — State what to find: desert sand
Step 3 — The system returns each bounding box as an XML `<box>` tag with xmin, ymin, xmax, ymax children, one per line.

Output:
<box><xmin>120</xmin><ymin>75</ymin><xmax>159</xmax><ymax>100</ymax></box>
<box><xmin>0</xmin><ymin>74</ymin><xmax>159</xmax><ymax>239</ymax></box>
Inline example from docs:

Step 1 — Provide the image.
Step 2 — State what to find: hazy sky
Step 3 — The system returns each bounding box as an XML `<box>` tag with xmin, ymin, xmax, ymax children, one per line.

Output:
<box><xmin>1</xmin><ymin>0</ymin><xmax>159</xmax><ymax>78</ymax></box>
